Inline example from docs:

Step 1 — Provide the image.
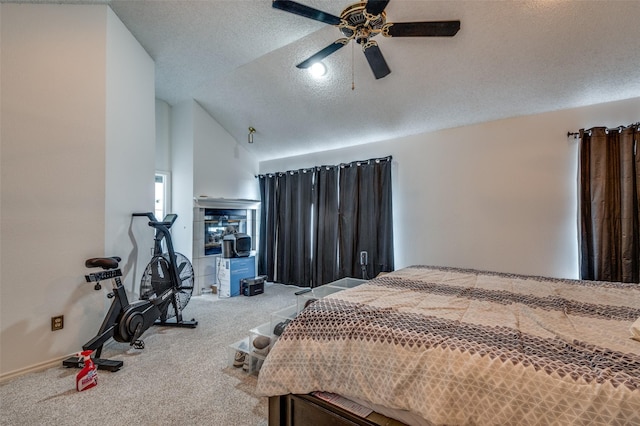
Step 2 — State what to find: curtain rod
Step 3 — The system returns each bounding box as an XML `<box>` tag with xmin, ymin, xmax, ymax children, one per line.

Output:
<box><xmin>256</xmin><ymin>155</ymin><xmax>392</xmax><ymax>178</ymax></box>
<box><xmin>567</xmin><ymin>122</ymin><xmax>640</xmax><ymax>139</ymax></box>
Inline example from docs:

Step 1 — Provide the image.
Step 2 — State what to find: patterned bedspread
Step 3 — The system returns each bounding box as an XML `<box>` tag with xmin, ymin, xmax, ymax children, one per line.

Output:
<box><xmin>256</xmin><ymin>266</ymin><xmax>640</xmax><ymax>425</ymax></box>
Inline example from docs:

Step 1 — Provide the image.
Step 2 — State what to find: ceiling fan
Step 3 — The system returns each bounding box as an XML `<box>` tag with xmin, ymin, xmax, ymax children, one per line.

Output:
<box><xmin>272</xmin><ymin>0</ymin><xmax>461</xmax><ymax>79</ymax></box>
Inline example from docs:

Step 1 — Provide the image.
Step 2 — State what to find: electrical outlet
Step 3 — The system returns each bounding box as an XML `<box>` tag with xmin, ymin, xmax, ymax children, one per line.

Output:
<box><xmin>51</xmin><ymin>315</ymin><xmax>64</xmax><ymax>331</ymax></box>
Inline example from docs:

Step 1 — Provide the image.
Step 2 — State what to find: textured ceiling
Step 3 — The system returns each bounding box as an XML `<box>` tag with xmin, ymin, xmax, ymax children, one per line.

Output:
<box><xmin>11</xmin><ymin>1</ymin><xmax>640</xmax><ymax>161</ymax></box>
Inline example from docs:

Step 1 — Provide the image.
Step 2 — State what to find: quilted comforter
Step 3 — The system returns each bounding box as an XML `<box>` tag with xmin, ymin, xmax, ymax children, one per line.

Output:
<box><xmin>256</xmin><ymin>266</ymin><xmax>640</xmax><ymax>425</ymax></box>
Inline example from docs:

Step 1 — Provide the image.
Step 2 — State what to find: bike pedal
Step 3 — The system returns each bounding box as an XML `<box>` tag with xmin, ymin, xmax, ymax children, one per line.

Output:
<box><xmin>133</xmin><ymin>340</ymin><xmax>145</xmax><ymax>349</ymax></box>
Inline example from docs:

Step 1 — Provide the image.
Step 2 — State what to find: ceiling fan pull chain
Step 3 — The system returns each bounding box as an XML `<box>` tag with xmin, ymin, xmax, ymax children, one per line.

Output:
<box><xmin>352</xmin><ymin>41</ymin><xmax>355</xmax><ymax>91</ymax></box>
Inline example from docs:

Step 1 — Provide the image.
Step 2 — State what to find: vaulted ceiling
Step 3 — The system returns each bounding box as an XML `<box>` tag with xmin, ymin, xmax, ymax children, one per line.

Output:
<box><xmin>14</xmin><ymin>1</ymin><xmax>640</xmax><ymax>161</ymax></box>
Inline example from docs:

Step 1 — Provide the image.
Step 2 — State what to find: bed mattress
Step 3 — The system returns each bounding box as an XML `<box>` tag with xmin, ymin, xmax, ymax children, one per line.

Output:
<box><xmin>256</xmin><ymin>266</ymin><xmax>640</xmax><ymax>425</ymax></box>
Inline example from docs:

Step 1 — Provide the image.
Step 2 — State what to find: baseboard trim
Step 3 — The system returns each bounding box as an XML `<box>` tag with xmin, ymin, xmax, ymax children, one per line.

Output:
<box><xmin>0</xmin><ymin>353</ymin><xmax>74</xmax><ymax>383</ymax></box>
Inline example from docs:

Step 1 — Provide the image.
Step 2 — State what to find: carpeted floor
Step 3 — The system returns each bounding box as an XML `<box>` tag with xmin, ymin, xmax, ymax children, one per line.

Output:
<box><xmin>0</xmin><ymin>283</ymin><xmax>300</xmax><ymax>426</ymax></box>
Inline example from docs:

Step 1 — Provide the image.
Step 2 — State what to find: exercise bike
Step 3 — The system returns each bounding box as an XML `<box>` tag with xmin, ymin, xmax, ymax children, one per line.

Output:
<box><xmin>63</xmin><ymin>213</ymin><xmax>197</xmax><ymax>372</ymax></box>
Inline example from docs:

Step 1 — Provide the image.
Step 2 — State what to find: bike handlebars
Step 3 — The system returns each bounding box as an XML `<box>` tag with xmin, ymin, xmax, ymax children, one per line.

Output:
<box><xmin>132</xmin><ymin>212</ymin><xmax>156</xmax><ymax>220</ymax></box>
<box><xmin>132</xmin><ymin>212</ymin><xmax>177</xmax><ymax>229</ymax></box>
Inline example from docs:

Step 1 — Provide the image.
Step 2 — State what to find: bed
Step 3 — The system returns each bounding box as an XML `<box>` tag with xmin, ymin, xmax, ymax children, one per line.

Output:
<box><xmin>256</xmin><ymin>265</ymin><xmax>640</xmax><ymax>425</ymax></box>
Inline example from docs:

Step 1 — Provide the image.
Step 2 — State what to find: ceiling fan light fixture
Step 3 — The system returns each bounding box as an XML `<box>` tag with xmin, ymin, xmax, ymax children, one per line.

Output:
<box><xmin>309</xmin><ymin>61</ymin><xmax>327</xmax><ymax>78</ymax></box>
<box><xmin>273</xmin><ymin>0</ymin><xmax>460</xmax><ymax>80</ymax></box>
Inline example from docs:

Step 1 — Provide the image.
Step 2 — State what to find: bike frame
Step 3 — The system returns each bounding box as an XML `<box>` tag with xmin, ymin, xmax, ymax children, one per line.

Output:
<box><xmin>133</xmin><ymin>212</ymin><xmax>188</xmax><ymax>325</ymax></box>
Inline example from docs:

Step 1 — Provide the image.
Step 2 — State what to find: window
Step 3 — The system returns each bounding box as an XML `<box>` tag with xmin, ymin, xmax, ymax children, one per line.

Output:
<box><xmin>155</xmin><ymin>172</ymin><xmax>171</xmax><ymax>220</ymax></box>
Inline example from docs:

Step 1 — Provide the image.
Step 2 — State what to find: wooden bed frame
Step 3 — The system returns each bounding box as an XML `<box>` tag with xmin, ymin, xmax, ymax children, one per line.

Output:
<box><xmin>268</xmin><ymin>394</ymin><xmax>407</xmax><ymax>426</ymax></box>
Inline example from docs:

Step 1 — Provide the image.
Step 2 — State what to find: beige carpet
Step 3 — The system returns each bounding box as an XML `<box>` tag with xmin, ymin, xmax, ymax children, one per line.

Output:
<box><xmin>0</xmin><ymin>283</ymin><xmax>300</xmax><ymax>426</ymax></box>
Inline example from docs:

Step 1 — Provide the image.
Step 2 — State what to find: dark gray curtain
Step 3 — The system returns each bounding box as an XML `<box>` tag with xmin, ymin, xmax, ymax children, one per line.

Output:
<box><xmin>258</xmin><ymin>175</ymin><xmax>277</xmax><ymax>281</ymax></box>
<box><xmin>275</xmin><ymin>170</ymin><xmax>314</xmax><ymax>286</ymax></box>
<box><xmin>313</xmin><ymin>166</ymin><xmax>339</xmax><ymax>286</ymax></box>
<box><xmin>579</xmin><ymin>125</ymin><xmax>640</xmax><ymax>283</ymax></box>
<box><xmin>258</xmin><ymin>156</ymin><xmax>393</xmax><ymax>287</ymax></box>
<box><xmin>338</xmin><ymin>157</ymin><xmax>394</xmax><ymax>279</ymax></box>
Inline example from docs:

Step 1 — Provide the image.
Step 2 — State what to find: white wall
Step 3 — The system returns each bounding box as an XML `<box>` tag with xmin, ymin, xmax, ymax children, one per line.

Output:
<box><xmin>192</xmin><ymin>101</ymin><xmax>259</xmax><ymax>201</ymax></box>
<box><xmin>260</xmin><ymin>97</ymin><xmax>640</xmax><ymax>279</ymax></box>
<box><xmin>105</xmin><ymin>8</ymin><xmax>155</xmax><ymax>296</ymax></box>
<box><xmin>0</xmin><ymin>4</ymin><xmax>155</xmax><ymax>378</ymax></box>
<box><xmin>0</xmin><ymin>3</ymin><xmax>107</xmax><ymax>378</ymax></box>
<box><xmin>155</xmin><ymin>99</ymin><xmax>171</xmax><ymax>172</ymax></box>
<box><xmin>169</xmin><ymin>100</ymin><xmax>195</xmax><ymax>259</ymax></box>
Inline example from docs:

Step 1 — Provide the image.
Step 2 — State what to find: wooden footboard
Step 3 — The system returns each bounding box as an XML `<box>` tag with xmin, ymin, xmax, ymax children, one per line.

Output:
<box><xmin>268</xmin><ymin>394</ymin><xmax>406</xmax><ymax>426</ymax></box>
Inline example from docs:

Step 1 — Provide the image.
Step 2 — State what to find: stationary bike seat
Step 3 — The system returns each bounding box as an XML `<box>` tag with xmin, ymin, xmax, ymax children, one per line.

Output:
<box><xmin>85</xmin><ymin>257</ymin><xmax>122</xmax><ymax>270</ymax></box>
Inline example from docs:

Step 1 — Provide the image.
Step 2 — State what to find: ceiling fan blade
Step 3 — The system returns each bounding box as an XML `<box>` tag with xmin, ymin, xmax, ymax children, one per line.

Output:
<box><xmin>362</xmin><ymin>42</ymin><xmax>391</xmax><ymax>79</ymax></box>
<box><xmin>383</xmin><ymin>21</ymin><xmax>460</xmax><ymax>37</ymax></box>
<box><xmin>296</xmin><ymin>39</ymin><xmax>350</xmax><ymax>69</ymax></box>
<box><xmin>365</xmin><ymin>0</ymin><xmax>390</xmax><ymax>16</ymax></box>
<box><xmin>272</xmin><ymin>0</ymin><xmax>342</xmax><ymax>25</ymax></box>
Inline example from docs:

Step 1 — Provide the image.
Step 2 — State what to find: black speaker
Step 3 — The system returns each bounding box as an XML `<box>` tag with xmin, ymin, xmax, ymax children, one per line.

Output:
<box><xmin>241</xmin><ymin>276</ymin><xmax>265</xmax><ymax>296</ymax></box>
